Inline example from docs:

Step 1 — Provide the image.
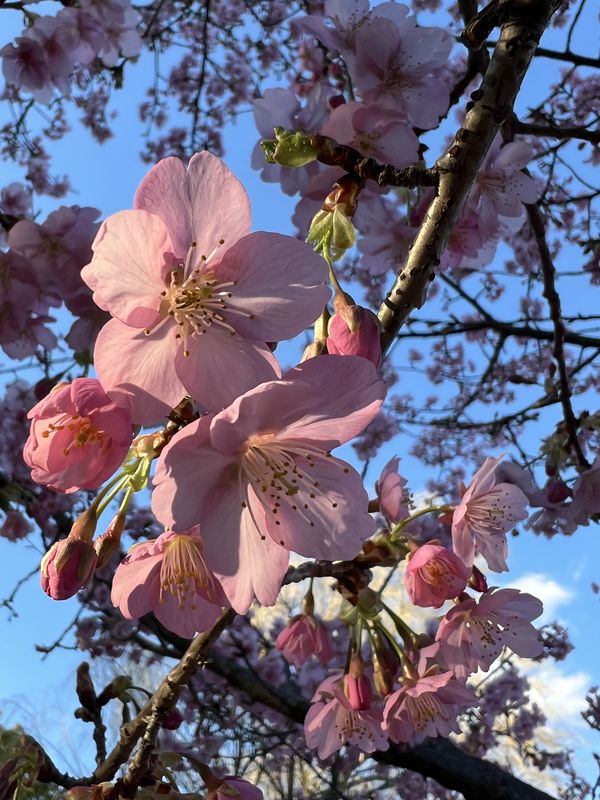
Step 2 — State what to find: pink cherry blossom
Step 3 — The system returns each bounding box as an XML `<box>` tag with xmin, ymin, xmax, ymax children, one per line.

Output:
<box><xmin>435</xmin><ymin>588</ymin><xmax>544</xmax><ymax>678</ymax></box>
<box><xmin>382</xmin><ymin>665</ymin><xmax>475</xmax><ymax>745</ymax></box>
<box><xmin>321</xmin><ymin>101</ymin><xmax>419</xmax><ymax>170</ymax></box>
<box><xmin>152</xmin><ymin>355</ymin><xmax>385</xmax><ymax>613</ymax></box>
<box><xmin>376</xmin><ymin>456</ymin><xmax>409</xmax><ymax>523</ymax></box>
<box><xmin>111</xmin><ymin>526</ymin><xmax>228</xmax><ymax>639</ymax></box>
<box><xmin>82</xmin><ymin>151</ymin><xmax>330</xmax><ymax>424</ymax></box>
<box><xmin>275</xmin><ymin>614</ymin><xmax>334</xmax><ymax>668</ymax></box>
<box><xmin>404</xmin><ymin>543</ymin><xmax>469</xmax><ymax>608</ymax></box>
<box><xmin>451</xmin><ymin>456</ymin><xmax>529</xmax><ymax>572</ymax></box>
<box><xmin>326</xmin><ymin>304</ymin><xmax>381</xmax><ymax>366</ymax></box>
<box><xmin>472</xmin><ymin>136</ymin><xmax>540</xmax><ymax>238</ymax></box>
<box><xmin>346</xmin><ymin>14</ymin><xmax>453</xmax><ymax>129</ymax></box>
<box><xmin>304</xmin><ymin>673</ymin><xmax>388</xmax><ymax>759</ymax></box>
<box><xmin>24</xmin><ymin>378</ymin><xmax>133</xmax><ymax>493</ymax></box>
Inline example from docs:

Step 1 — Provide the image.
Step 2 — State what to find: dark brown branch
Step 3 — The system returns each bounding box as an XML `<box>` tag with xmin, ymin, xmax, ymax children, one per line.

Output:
<box><xmin>527</xmin><ymin>202</ymin><xmax>590</xmax><ymax>468</ymax></box>
<box><xmin>91</xmin><ymin>607</ymin><xmax>235</xmax><ymax>784</ymax></box>
<box><xmin>308</xmin><ymin>134</ymin><xmax>439</xmax><ymax>189</ymax></box>
<box><xmin>377</xmin><ymin>0</ymin><xmax>562</xmax><ymax>351</ymax></box>
<box><xmin>516</xmin><ymin>120</ymin><xmax>600</xmax><ymax>143</ymax></box>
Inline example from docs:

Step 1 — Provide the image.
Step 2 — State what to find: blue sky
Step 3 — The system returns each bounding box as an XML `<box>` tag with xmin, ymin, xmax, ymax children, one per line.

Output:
<box><xmin>1</xmin><ymin>0</ymin><xmax>599</xmax><ymax>788</ymax></box>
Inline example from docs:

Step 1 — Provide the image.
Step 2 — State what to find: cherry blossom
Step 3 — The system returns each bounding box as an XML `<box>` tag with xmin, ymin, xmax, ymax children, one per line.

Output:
<box><xmin>304</xmin><ymin>673</ymin><xmax>388</xmax><ymax>759</ymax></box>
<box><xmin>275</xmin><ymin>614</ymin><xmax>334</xmax><ymax>668</ymax></box>
<box><xmin>376</xmin><ymin>456</ymin><xmax>410</xmax><ymax>523</ymax></box>
<box><xmin>436</xmin><ymin>588</ymin><xmax>544</xmax><ymax>677</ymax></box>
<box><xmin>451</xmin><ymin>456</ymin><xmax>529</xmax><ymax>572</ymax></box>
<box><xmin>404</xmin><ymin>543</ymin><xmax>469</xmax><ymax>608</ymax></box>
<box><xmin>82</xmin><ymin>151</ymin><xmax>330</xmax><ymax>424</ymax></box>
<box><xmin>382</xmin><ymin>665</ymin><xmax>475</xmax><ymax>745</ymax></box>
<box><xmin>41</xmin><ymin>531</ymin><xmax>98</xmax><ymax>601</ymax></box>
<box><xmin>111</xmin><ymin>526</ymin><xmax>228</xmax><ymax>639</ymax></box>
<box><xmin>24</xmin><ymin>378</ymin><xmax>133</xmax><ymax>494</ymax></box>
<box><xmin>326</xmin><ymin>303</ymin><xmax>382</xmax><ymax>366</ymax></box>
<box><xmin>152</xmin><ymin>355</ymin><xmax>385</xmax><ymax>613</ymax></box>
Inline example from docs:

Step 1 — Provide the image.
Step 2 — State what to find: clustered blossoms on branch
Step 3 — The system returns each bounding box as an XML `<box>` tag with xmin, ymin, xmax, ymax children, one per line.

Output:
<box><xmin>4</xmin><ymin>0</ymin><xmax>597</xmax><ymax>795</ymax></box>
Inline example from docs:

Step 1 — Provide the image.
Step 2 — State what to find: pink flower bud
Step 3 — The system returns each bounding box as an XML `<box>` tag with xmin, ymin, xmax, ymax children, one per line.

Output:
<box><xmin>275</xmin><ymin>613</ymin><xmax>334</xmax><ymax>668</ymax></box>
<box><xmin>344</xmin><ymin>657</ymin><xmax>372</xmax><ymax>711</ymax></box>
<box><xmin>404</xmin><ymin>544</ymin><xmax>469</xmax><ymax>608</ymax></box>
<box><xmin>41</xmin><ymin>530</ymin><xmax>98</xmax><ymax>600</ymax></box>
<box><xmin>94</xmin><ymin>510</ymin><xmax>126</xmax><ymax>569</ymax></box>
<box><xmin>468</xmin><ymin>564</ymin><xmax>489</xmax><ymax>593</ymax></box>
<box><xmin>327</xmin><ymin>306</ymin><xmax>381</xmax><ymax>366</ymax></box>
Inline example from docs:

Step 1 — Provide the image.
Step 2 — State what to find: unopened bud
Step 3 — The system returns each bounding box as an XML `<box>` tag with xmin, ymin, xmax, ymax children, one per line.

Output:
<box><xmin>545</xmin><ymin>478</ymin><xmax>571</xmax><ymax>504</ymax></box>
<box><xmin>41</xmin><ymin>535</ymin><xmax>98</xmax><ymax>600</ymax></box>
<box><xmin>371</xmin><ymin>629</ymin><xmax>400</xmax><ymax>696</ymax></box>
<box><xmin>327</xmin><ymin>307</ymin><xmax>382</xmax><ymax>366</ymax></box>
<box><xmin>344</xmin><ymin>657</ymin><xmax>372</xmax><ymax>710</ymax></box>
<box><xmin>468</xmin><ymin>564</ymin><xmax>488</xmax><ymax>593</ymax></box>
<box><xmin>262</xmin><ymin>127</ymin><xmax>319</xmax><ymax>167</ymax></box>
<box><xmin>94</xmin><ymin>510</ymin><xmax>126</xmax><ymax>569</ymax></box>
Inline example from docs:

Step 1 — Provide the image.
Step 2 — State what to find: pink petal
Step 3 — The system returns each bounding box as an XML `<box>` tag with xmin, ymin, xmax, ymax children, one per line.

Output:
<box><xmin>209</xmin><ymin>355</ymin><xmax>385</xmax><ymax>454</ymax></box>
<box><xmin>174</xmin><ymin>329</ymin><xmax>281</xmax><ymax>412</ymax></box>
<box><xmin>81</xmin><ymin>210</ymin><xmax>170</xmax><ymax>327</ymax></box>
<box><xmin>134</xmin><ymin>156</ymin><xmax>194</xmax><ymax>257</ymax></box>
<box><xmin>258</xmin><ymin>453</ymin><xmax>374</xmax><ymax>560</ymax></box>
<box><xmin>111</xmin><ymin>548</ymin><xmax>162</xmax><ymax>619</ymax></box>
<box><xmin>94</xmin><ymin>317</ymin><xmax>185</xmax><ymax>426</ymax></box>
<box><xmin>155</xmin><ymin>588</ymin><xmax>224</xmax><ymax>638</ymax></box>
<box><xmin>214</xmin><ymin>232</ymin><xmax>329</xmax><ymax>341</ymax></box>
<box><xmin>187</xmin><ymin>151</ymin><xmax>251</xmax><ymax>259</ymax></box>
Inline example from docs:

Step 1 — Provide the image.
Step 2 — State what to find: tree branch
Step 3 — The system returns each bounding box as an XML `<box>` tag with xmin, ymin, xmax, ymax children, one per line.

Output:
<box><xmin>377</xmin><ymin>0</ymin><xmax>562</xmax><ymax>350</ymax></box>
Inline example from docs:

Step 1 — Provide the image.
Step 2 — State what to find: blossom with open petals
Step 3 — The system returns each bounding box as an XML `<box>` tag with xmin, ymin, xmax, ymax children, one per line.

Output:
<box><xmin>382</xmin><ymin>666</ymin><xmax>475</xmax><ymax>745</ymax></box>
<box><xmin>435</xmin><ymin>588</ymin><xmax>543</xmax><ymax>678</ymax></box>
<box><xmin>152</xmin><ymin>355</ymin><xmax>385</xmax><ymax>613</ymax></box>
<box><xmin>305</xmin><ymin>673</ymin><xmax>388</xmax><ymax>759</ymax></box>
<box><xmin>24</xmin><ymin>378</ymin><xmax>132</xmax><ymax>493</ymax></box>
<box><xmin>111</xmin><ymin>526</ymin><xmax>228</xmax><ymax>638</ymax></box>
<box><xmin>82</xmin><ymin>151</ymin><xmax>329</xmax><ymax>424</ymax></box>
<box><xmin>452</xmin><ymin>456</ymin><xmax>529</xmax><ymax>572</ymax></box>
<box><xmin>404</xmin><ymin>543</ymin><xmax>469</xmax><ymax>608</ymax></box>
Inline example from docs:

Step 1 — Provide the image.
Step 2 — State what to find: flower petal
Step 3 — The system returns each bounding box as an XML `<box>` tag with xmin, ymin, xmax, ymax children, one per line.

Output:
<box><xmin>82</xmin><ymin>210</ymin><xmax>171</xmax><ymax>327</ymax></box>
<box><xmin>94</xmin><ymin>318</ymin><xmax>185</xmax><ymax>426</ymax></box>
<box><xmin>214</xmin><ymin>232</ymin><xmax>329</xmax><ymax>341</ymax></box>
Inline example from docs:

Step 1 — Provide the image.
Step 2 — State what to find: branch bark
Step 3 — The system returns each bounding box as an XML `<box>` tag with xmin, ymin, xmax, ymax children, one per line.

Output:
<box><xmin>377</xmin><ymin>0</ymin><xmax>562</xmax><ymax>351</ymax></box>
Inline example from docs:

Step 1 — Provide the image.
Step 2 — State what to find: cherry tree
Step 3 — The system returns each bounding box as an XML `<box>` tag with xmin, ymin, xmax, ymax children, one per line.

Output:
<box><xmin>0</xmin><ymin>0</ymin><xmax>599</xmax><ymax>798</ymax></box>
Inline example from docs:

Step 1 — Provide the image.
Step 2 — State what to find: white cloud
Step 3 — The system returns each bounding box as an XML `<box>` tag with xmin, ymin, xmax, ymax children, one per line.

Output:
<box><xmin>500</xmin><ymin>572</ymin><xmax>574</xmax><ymax>623</ymax></box>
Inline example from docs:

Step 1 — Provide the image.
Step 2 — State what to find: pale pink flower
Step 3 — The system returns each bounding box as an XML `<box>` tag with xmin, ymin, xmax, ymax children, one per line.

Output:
<box><xmin>275</xmin><ymin>614</ymin><xmax>334</xmax><ymax>668</ymax></box>
<box><xmin>326</xmin><ymin>304</ymin><xmax>381</xmax><ymax>366</ymax></box>
<box><xmin>82</xmin><ymin>152</ymin><xmax>329</xmax><ymax>424</ymax></box>
<box><xmin>376</xmin><ymin>456</ymin><xmax>409</xmax><ymax>523</ymax></box>
<box><xmin>111</xmin><ymin>526</ymin><xmax>228</xmax><ymax>639</ymax></box>
<box><xmin>305</xmin><ymin>673</ymin><xmax>389</xmax><ymax>759</ymax></box>
<box><xmin>472</xmin><ymin>136</ymin><xmax>540</xmax><ymax>238</ymax></box>
<box><xmin>152</xmin><ymin>355</ymin><xmax>385</xmax><ymax>613</ymax></box>
<box><xmin>435</xmin><ymin>588</ymin><xmax>544</xmax><ymax>678</ymax></box>
<box><xmin>404</xmin><ymin>543</ymin><xmax>469</xmax><ymax>608</ymax></box>
<box><xmin>382</xmin><ymin>665</ymin><xmax>475</xmax><ymax>745</ymax></box>
<box><xmin>0</xmin><ymin>510</ymin><xmax>33</xmax><ymax>542</ymax></box>
<box><xmin>346</xmin><ymin>14</ymin><xmax>453</xmax><ymax>129</ymax></box>
<box><xmin>321</xmin><ymin>101</ymin><xmax>419</xmax><ymax>169</ymax></box>
<box><xmin>24</xmin><ymin>378</ymin><xmax>133</xmax><ymax>493</ymax></box>
<box><xmin>206</xmin><ymin>776</ymin><xmax>263</xmax><ymax>800</ymax></box>
<box><xmin>451</xmin><ymin>456</ymin><xmax>529</xmax><ymax>572</ymax></box>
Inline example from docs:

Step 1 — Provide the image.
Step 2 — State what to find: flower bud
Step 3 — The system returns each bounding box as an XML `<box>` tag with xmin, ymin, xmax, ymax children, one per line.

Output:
<box><xmin>41</xmin><ymin>533</ymin><xmax>98</xmax><ymax>600</ymax></box>
<box><xmin>545</xmin><ymin>478</ymin><xmax>571</xmax><ymax>504</ymax></box>
<box><xmin>94</xmin><ymin>509</ymin><xmax>126</xmax><ymax>569</ymax></box>
<box><xmin>468</xmin><ymin>564</ymin><xmax>488</xmax><ymax>593</ymax></box>
<box><xmin>371</xmin><ymin>629</ymin><xmax>400</xmax><ymax>696</ymax></box>
<box><xmin>327</xmin><ymin>306</ymin><xmax>381</xmax><ymax>366</ymax></box>
<box><xmin>344</xmin><ymin>656</ymin><xmax>372</xmax><ymax>710</ymax></box>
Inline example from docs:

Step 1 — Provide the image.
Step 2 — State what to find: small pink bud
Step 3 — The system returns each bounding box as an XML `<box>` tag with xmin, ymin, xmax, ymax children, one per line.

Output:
<box><xmin>162</xmin><ymin>708</ymin><xmax>184</xmax><ymax>730</ymax></box>
<box><xmin>41</xmin><ymin>536</ymin><xmax>97</xmax><ymax>600</ymax></box>
<box><xmin>344</xmin><ymin>657</ymin><xmax>372</xmax><ymax>710</ymax></box>
<box><xmin>327</xmin><ymin>306</ymin><xmax>381</xmax><ymax>366</ymax></box>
